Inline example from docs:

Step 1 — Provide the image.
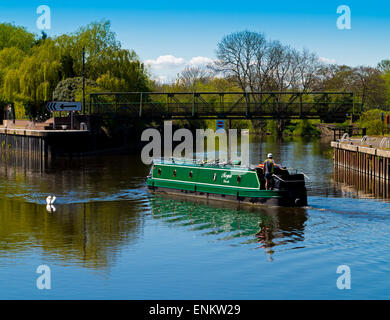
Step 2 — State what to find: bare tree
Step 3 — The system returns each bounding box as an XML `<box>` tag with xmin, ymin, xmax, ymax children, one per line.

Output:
<box><xmin>212</xmin><ymin>30</ymin><xmax>328</xmax><ymax>134</ymax></box>
<box><xmin>179</xmin><ymin>66</ymin><xmax>210</xmax><ymax>91</ymax></box>
<box><xmin>212</xmin><ymin>30</ymin><xmax>268</xmax><ymax>92</ymax></box>
<box><xmin>295</xmin><ymin>49</ymin><xmax>322</xmax><ymax>91</ymax></box>
<box><xmin>213</xmin><ymin>31</ymin><xmax>323</xmax><ymax>93</ymax></box>
<box><xmin>353</xmin><ymin>66</ymin><xmax>386</xmax><ymax>108</ymax></box>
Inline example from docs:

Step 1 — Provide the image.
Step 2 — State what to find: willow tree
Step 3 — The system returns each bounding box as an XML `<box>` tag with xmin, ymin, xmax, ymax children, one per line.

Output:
<box><xmin>0</xmin><ymin>21</ymin><xmax>151</xmax><ymax>119</ymax></box>
<box><xmin>57</xmin><ymin>21</ymin><xmax>150</xmax><ymax>92</ymax></box>
<box><xmin>0</xmin><ymin>47</ymin><xmax>26</xmax><ymax>99</ymax></box>
<box><xmin>94</xmin><ymin>48</ymin><xmax>149</xmax><ymax>92</ymax></box>
<box><xmin>1</xmin><ymin>39</ymin><xmax>62</xmax><ymax>117</ymax></box>
<box><xmin>56</xmin><ymin>20</ymin><xmax>121</xmax><ymax>78</ymax></box>
<box><xmin>18</xmin><ymin>39</ymin><xmax>62</xmax><ymax>101</ymax></box>
<box><xmin>0</xmin><ymin>23</ymin><xmax>35</xmax><ymax>52</ymax></box>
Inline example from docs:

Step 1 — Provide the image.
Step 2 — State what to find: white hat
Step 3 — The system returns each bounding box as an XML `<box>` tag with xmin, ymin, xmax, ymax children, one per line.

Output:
<box><xmin>267</xmin><ymin>153</ymin><xmax>273</xmax><ymax>158</ymax></box>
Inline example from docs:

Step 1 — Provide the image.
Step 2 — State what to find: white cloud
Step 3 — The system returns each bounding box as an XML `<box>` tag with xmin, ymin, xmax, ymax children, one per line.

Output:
<box><xmin>145</xmin><ymin>54</ymin><xmax>214</xmax><ymax>69</ymax></box>
<box><xmin>319</xmin><ymin>57</ymin><xmax>337</xmax><ymax>64</ymax></box>
<box><xmin>188</xmin><ymin>56</ymin><xmax>214</xmax><ymax>66</ymax></box>
<box><xmin>145</xmin><ymin>54</ymin><xmax>215</xmax><ymax>83</ymax></box>
<box><xmin>153</xmin><ymin>75</ymin><xmax>169</xmax><ymax>83</ymax></box>
<box><xmin>145</xmin><ymin>55</ymin><xmax>186</xmax><ymax>69</ymax></box>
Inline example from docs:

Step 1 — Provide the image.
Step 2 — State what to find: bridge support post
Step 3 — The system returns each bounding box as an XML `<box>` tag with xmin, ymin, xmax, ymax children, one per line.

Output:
<box><xmin>299</xmin><ymin>93</ymin><xmax>303</xmax><ymax>118</ymax></box>
<box><xmin>245</xmin><ymin>92</ymin><xmax>250</xmax><ymax>117</ymax></box>
<box><xmin>139</xmin><ymin>93</ymin><xmax>143</xmax><ymax>117</ymax></box>
<box><xmin>192</xmin><ymin>93</ymin><xmax>195</xmax><ymax>117</ymax></box>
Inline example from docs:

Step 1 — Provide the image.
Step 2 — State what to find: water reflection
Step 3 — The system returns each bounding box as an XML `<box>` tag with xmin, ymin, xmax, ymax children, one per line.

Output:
<box><xmin>0</xmin><ymin>136</ymin><xmax>372</xmax><ymax>273</ymax></box>
<box><xmin>0</xmin><ymin>154</ymin><xmax>151</xmax><ymax>271</ymax></box>
<box><xmin>2</xmin><ymin>136</ymin><xmax>390</xmax><ymax>299</ymax></box>
<box><xmin>0</xmin><ymin>151</ymin><xmax>48</xmax><ymax>172</ymax></box>
<box><xmin>333</xmin><ymin>166</ymin><xmax>390</xmax><ymax>200</ymax></box>
<box><xmin>150</xmin><ymin>194</ymin><xmax>307</xmax><ymax>261</ymax></box>
<box><xmin>0</xmin><ymin>198</ymin><xmax>147</xmax><ymax>270</ymax></box>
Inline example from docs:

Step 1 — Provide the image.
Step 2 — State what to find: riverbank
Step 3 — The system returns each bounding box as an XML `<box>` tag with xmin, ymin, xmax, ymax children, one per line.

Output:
<box><xmin>331</xmin><ymin>139</ymin><xmax>390</xmax><ymax>180</ymax></box>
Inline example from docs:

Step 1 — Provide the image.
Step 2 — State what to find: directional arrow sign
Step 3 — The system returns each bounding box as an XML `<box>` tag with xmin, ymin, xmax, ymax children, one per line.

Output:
<box><xmin>46</xmin><ymin>101</ymin><xmax>82</xmax><ymax>112</ymax></box>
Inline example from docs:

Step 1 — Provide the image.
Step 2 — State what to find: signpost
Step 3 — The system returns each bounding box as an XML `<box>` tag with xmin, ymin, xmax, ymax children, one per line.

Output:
<box><xmin>46</xmin><ymin>102</ymin><xmax>82</xmax><ymax>130</ymax></box>
<box><xmin>46</xmin><ymin>102</ymin><xmax>82</xmax><ymax>112</ymax></box>
<box><xmin>216</xmin><ymin>120</ymin><xmax>225</xmax><ymax>132</ymax></box>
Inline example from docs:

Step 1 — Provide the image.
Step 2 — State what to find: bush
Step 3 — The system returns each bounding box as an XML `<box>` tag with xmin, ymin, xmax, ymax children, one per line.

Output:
<box><xmin>293</xmin><ymin>120</ymin><xmax>320</xmax><ymax>136</ymax></box>
<box><xmin>53</xmin><ymin>77</ymin><xmax>99</xmax><ymax>101</ymax></box>
<box><xmin>359</xmin><ymin>109</ymin><xmax>390</xmax><ymax>135</ymax></box>
<box><xmin>265</xmin><ymin>120</ymin><xmax>278</xmax><ymax>134</ymax></box>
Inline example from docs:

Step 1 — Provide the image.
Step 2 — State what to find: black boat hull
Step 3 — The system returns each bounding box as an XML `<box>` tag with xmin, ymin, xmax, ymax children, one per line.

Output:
<box><xmin>148</xmin><ymin>185</ymin><xmax>308</xmax><ymax>208</ymax></box>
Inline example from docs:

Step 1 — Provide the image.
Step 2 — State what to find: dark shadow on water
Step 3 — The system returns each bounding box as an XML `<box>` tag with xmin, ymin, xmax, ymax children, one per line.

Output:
<box><xmin>149</xmin><ymin>194</ymin><xmax>308</xmax><ymax>261</ymax></box>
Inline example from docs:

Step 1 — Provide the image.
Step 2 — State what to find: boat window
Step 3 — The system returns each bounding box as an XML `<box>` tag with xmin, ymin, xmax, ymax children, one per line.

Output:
<box><xmin>158</xmin><ymin>168</ymin><xmax>162</xmax><ymax>176</ymax></box>
<box><xmin>237</xmin><ymin>175</ymin><xmax>241</xmax><ymax>184</ymax></box>
<box><xmin>189</xmin><ymin>171</ymin><xmax>193</xmax><ymax>178</ymax></box>
<box><xmin>173</xmin><ymin>170</ymin><xmax>177</xmax><ymax>177</ymax></box>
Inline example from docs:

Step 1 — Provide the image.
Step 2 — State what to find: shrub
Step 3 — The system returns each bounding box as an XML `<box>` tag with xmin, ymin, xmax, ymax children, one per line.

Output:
<box><xmin>359</xmin><ymin>109</ymin><xmax>390</xmax><ymax>135</ymax></box>
<box><xmin>293</xmin><ymin>120</ymin><xmax>320</xmax><ymax>136</ymax></box>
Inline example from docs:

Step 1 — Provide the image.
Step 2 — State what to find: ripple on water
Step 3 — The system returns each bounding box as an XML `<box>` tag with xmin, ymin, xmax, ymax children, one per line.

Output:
<box><xmin>1</xmin><ymin>144</ymin><xmax>390</xmax><ymax>298</ymax></box>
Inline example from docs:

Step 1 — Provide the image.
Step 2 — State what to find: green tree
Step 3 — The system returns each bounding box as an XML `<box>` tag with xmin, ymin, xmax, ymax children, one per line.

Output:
<box><xmin>0</xmin><ymin>23</ymin><xmax>35</xmax><ymax>52</ymax></box>
<box><xmin>0</xmin><ymin>21</ymin><xmax>151</xmax><ymax>118</ymax></box>
<box><xmin>359</xmin><ymin>109</ymin><xmax>390</xmax><ymax>135</ymax></box>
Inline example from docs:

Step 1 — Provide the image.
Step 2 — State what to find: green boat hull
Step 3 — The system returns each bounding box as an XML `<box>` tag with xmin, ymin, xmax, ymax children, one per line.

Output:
<box><xmin>146</xmin><ymin>161</ymin><xmax>308</xmax><ymax>207</ymax></box>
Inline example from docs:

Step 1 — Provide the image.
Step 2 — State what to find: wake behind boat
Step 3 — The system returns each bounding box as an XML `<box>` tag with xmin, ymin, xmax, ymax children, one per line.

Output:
<box><xmin>146</xmin><ymin>158</ymin><xmax>308</xmax><ymax>207</ymax></box>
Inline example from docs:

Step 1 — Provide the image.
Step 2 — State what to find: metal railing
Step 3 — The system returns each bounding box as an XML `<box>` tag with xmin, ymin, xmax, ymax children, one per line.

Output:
<box><xmin>338</xmin><ymin>134</ymin><xmax>390</xmax><ymax>149</ymax></box>
<box><xmin>89</xmin><ymin>91</ymin><xmax>355</xmax><ymax>121</ymax></box>
<box><xmin>152</xmin><ymin>157</ymin><xmax>248</xmax><ymax>169</ymax></box>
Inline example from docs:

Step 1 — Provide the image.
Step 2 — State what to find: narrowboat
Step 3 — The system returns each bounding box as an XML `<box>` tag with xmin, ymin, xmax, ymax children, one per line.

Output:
<box><xmin>146</xmin><ymin>158</ymin><xmax>308</xmax><ymax>207</ymax></box>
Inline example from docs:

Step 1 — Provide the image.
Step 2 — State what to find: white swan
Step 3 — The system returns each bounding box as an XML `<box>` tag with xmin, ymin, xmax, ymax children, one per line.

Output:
<box><xmin>46</xmin><ymin>204</ymin><xmax>56</xmax><ymax>212</ymax></box>
<box><xmin>46</xmin><ymin>196</ymin><xmax>56</xmax><ymax>212</ymax></box>
<box><xmin>46</xmin><ymin>196</ymin><xmax>56</xmax><ymax>205</ymax></box>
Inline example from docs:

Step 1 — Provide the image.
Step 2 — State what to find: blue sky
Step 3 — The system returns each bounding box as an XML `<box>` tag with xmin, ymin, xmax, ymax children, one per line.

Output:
<box><xmin>1</xmin><ymin>0</ymin><xmax>389</xmax><ymax>81</ymax></box>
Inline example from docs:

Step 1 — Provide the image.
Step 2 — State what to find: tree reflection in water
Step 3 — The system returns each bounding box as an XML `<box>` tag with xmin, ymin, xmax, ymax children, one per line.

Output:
<box><xmin>0</xmin><ymin>153</ymin><xmax>150</xmax><ymax>271</ymax></box>
<box><xmin>150</xmin><ymin>194</ymin><xmax>308</xmax><ymax>261</ymax></box>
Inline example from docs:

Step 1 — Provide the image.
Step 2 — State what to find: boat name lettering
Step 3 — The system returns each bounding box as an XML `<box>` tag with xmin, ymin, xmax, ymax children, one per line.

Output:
<box><xmin>221</xmin><ymin>172</ymin><xmax>232</xmax><ymax>183</ymax></box>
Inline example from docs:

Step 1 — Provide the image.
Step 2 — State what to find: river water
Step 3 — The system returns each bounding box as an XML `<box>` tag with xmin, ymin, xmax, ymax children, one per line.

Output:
<box><xmin>0</xmin><ymin>136</ymin><xmax>389</xmax><ymax>299</ymax></box>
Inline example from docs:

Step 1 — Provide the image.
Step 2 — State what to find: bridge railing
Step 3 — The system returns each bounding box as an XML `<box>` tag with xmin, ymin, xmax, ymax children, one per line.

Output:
<box><xmin>89</xmin><ymin>91</ymin><xmax>354</xmax><ymax>121</ymax></box>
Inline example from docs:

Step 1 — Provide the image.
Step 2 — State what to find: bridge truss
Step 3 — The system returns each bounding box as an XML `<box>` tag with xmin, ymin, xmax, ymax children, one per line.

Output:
<box><xmin>88</xmin><ymin>91</ymin><xmax>355</xmax><ymax>122</ymax></box>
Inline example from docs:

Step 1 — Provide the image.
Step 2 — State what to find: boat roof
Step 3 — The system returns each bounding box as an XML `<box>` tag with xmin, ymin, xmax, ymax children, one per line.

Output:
<box><xmin>152</xmin><ymin>158</ymin><xmax>256</xmax><ymax>171</ymax></box>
